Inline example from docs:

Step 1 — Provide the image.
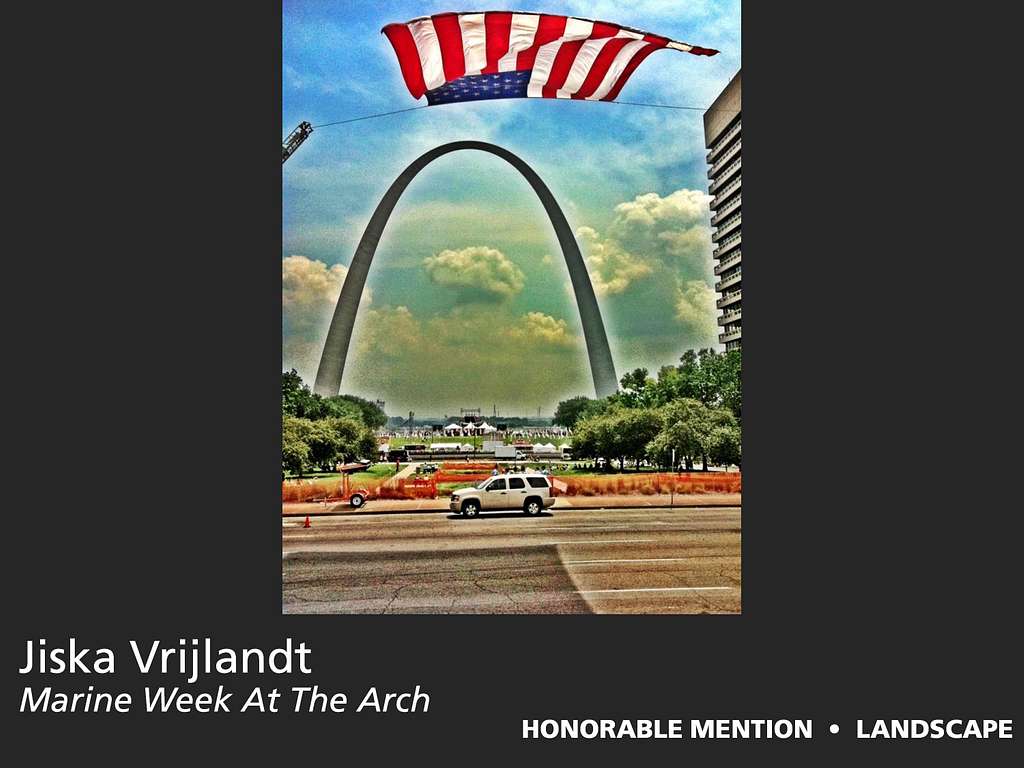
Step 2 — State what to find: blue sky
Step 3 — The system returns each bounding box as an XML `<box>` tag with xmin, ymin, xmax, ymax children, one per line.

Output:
<box><xmin>283</xmin><ymin>1</ymin><xmax>740</xmax><ymax>416</ymax></box>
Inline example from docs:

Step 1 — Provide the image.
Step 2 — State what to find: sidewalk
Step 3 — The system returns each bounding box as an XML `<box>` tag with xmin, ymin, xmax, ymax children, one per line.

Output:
<box><xmin>283</xmin><ymin>493</ymin><xmax>741</xmax><ymax>517</ymax></box>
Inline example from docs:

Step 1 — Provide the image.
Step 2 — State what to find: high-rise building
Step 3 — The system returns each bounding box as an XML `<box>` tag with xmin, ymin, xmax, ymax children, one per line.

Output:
<box><xmin>704</xmin><ymin>70</ymin><xmax>741</xmax><ymax>351</ymax></box>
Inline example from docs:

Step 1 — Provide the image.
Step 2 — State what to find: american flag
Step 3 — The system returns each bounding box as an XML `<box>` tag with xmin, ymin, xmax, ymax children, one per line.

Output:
<box><xmin>382</xmin><ymin>11</ymin><xmax>717</xmax><ymax>105</ymax></box>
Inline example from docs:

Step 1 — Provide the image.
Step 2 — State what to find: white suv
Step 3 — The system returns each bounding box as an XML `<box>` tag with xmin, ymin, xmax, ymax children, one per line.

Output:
<box><xmin>450</xmin><ymin>473</ymin><xmax>556</xmax><ymax>517</ymax></box>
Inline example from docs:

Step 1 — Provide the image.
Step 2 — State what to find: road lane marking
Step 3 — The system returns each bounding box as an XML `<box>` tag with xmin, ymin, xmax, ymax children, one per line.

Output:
<box><xmin>548</xmin><ymin>538</ymin><xmax>656</xmax><ymax>545</ymax></box>
<box><xmin>565</xmin><ymin>557</ymin><xmax>701</xmax><ymax>564</ymax></box>
<box><xmin>533</xmin><ymin>524</ymin><xmax>670</xmax><ymax>531</ymax></box>
<box><xmin>579</xmin><ymin>586</ymin><xmax>733</xmax><ymax>594</ymax></box>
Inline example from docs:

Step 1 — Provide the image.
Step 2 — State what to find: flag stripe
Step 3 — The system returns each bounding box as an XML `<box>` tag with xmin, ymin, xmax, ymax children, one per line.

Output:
<box><xmin>458</xmin><ymin>13</ymin><xmax>487</xmax><ymax>74</ymax></box>
<box><xmin>432</xmin><ymin>14</ymin><xmax>466</xmax><ymax>82</ymax></box>
<box><xmin>408</xmin><ymin>18</ymin><xmax>446</xmax><ymax>91</ymax></box>
<box><xmin>517</xmin><ymin>13</ymin><xmax>568</xmax><ymax>71</ymax></box>
<box><xmin>481</xmin><ymin>11</ymin><xmax>513</xmax><ymax>74</ymax></box>
<box><xmin>559</xmin><ymin>31</ymin><xmax>633</xmax><ymax>99</ymax></box>
<box><xmin>585</xmin><ymin>38</ymin><xmax>651</xmax><ymax>101</ymax></box>
<box><xmin>496</xmin><ymin>13</ymin><xmax>540</xmax><ymax>72</ymax></box>
<box><xmin>571</xmin><ymin>35</ymin><xmax>635</xmax><ymax>100</ymax></box>
<box><xmin>382</xmin><ymin>23</ymin><xmax>428</xmax><ymax>100</ymax></box>
<box><xmin>599</xmin><ymin>36</ymin><xmax>667</xmax><ymax>102</ymax></box>
<box><xmin>383</xmin><ymin>12</ymin><xmax>715</xmax><ymax>102</ymax></box>
<box><xmin>541</xmin><ymin>38</ymin><xmax>587</xmax><ymax>98</ymax></box>
<box><xmin>534</xmin><ymin>17</ymin><xmax>592</xmax><ymax>98</ymax></box>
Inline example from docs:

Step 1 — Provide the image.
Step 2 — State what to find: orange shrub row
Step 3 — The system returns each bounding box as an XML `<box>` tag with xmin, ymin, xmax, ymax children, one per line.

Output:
<box><xmin>283</xmin><ymin>471</ymin><xmax>740</xmax><ymax>503</ymax></box>
<box><xmin>555</xmin><ymin>472</ymin><xmax>741</xmax><ymax>497</ymax></box>
<box><xmin>281</xmin><ymin>476</ymin><xmax>439</xmax><ymax>503</ymax></box>
<box><xmin>441</xmin><ymin>462</ymin><xmax>497</xmax><ymax>470</ymax></box>
<box><xmin>434</xmin><ymin>471</ymin><xmax>491</xmax><ymax>484</ymax></box>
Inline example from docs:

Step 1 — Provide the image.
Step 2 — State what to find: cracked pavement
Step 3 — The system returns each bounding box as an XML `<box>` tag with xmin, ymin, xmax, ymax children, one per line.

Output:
<box><xmin>282</xmin><ymin>506</ymin><xmax>741</xmax><ymax>614</ymax></box>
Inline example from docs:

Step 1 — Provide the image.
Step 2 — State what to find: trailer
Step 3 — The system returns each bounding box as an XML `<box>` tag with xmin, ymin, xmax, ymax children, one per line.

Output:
<box><xmin>333</xmin><ymin>461</ymin><xmax>372</xmax><ymax>508</ymax></box>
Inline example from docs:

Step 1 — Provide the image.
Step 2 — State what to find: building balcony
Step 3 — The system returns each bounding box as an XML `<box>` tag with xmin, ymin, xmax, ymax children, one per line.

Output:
<box><xmin>717</xmin><ymin>290</ymin><xmax>741</xmax><ymax>309</ymax></box>
<box><xmin>714</xmin><ymin>250</ymin><xmax>741</xmax><ymax>275</ymax></box>
<box><xmin>713</xmin><ymin>233</ymin><xmax>741</xmax><ymax>259</ymax></box>
<box><xmin>710</xmin><ymin>177</ymin><xmax>741</xmax><ymax>210</ymax></box>
<box><xmin>718</xmin><ymin>308</ymin><xmax>741</xmax><ymax>326</ymax></box>
<box><xmin>708</xmin><ymin>158</ymin><xmax>741</xmax><ymax>193</ymax></box>
<box><xmin>719</xmin><ymin>327</ymin><xmax>742</xmax><ymax>344</ymax></box>
<box><xmin>711</xmin><ymin>195</ymin><xmax>740</xmax><ymax>225</ymax></box>
<box><xmin>716</xmin><ymin>270</ymin><xmax>741</xmax><ymax>292</ymax></box>
<box><xmin>706</xmin><ymin>120</ymin><xmax>741</xmax><ymax>162</ymax></box>
<box><xmin>707</xmin><ymin>139</ymin><xmax>741</xmax><ymax>179</ymax></box>
<box><xmin>712</xmin><ymin>215</ymin><xmax>741</xmax><ymax>242</ymax></box>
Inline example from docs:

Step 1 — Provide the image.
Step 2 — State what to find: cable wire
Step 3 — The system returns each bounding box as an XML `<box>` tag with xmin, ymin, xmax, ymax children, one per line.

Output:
<box><xmin>308</xmin><ymin>98</ymin><xmax>737</xmax><ymax>131</ymax></box>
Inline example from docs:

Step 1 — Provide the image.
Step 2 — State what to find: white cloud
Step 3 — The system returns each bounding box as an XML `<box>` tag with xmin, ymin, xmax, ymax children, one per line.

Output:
<box><xmin>577</xmin><ymin>226</ymin><xmax>654</xmax><ymax>296</ymax></box>
<box><xmin>282</xmin><ymin>255</ymin><xmax>371</xmax><ymax>381</ymax></box>
<box><xmin>507</xmin><ymin>311</ymin><xmax>577</xmax><ymax>347</ymax></box>
<box><xmin>614</xmin><ymin>189</ymin><xmax>711</xmax><ymax>229</ymax></box>
<box><xmin>674</xmin><ymin>279</ymin><xmax>718</xmax><ymax>343</ymax></box>
<box><xmin>342</xmin><ymin>305</ymin><xmax>589</xmax><ymax>412</ymax></box>
<box><xmin>577</xmin><ymin>188</ymin><xmax>713</xmax><ymax>296</ymax></box>
<box><xmin>423</xmin><ymin>246</ymin><xmax>525</xmax><ymax>300</ymax></box>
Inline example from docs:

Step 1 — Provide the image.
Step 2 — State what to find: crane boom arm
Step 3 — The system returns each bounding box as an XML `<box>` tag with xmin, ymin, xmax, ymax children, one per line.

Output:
<box><xmin>282</xmin><ymin>121</ymin><xmax>313</xmax><ymax>164</ymax></box>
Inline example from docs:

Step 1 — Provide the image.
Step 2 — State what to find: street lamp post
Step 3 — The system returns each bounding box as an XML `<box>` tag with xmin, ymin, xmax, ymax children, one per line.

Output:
<box><xmin>670</xmin><ymin>448</ymin><xmax>676</xmax><ymax>508</ymax></box>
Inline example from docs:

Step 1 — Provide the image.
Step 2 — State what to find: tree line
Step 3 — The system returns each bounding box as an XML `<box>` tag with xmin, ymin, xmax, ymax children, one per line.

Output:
<box><xmin>282</xmin><ymin>370</ymin><xmax>384</xmax><ymax>476</ymax></box>
<box><xmin>554</xmin><ymin>349</ymin><xmax>741</xmax><ymax>471</ymax></box>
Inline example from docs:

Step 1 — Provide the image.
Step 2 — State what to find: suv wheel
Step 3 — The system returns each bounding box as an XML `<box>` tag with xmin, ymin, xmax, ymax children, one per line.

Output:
<box><xmin>462</xmin><ymin>500</ymin><xmax>479</xmax><ymax>517</ymax></box>
<box><xmin>524</xmin><ymin>498</ymin><xmax>542</xmax><ymax>516</ymax></box>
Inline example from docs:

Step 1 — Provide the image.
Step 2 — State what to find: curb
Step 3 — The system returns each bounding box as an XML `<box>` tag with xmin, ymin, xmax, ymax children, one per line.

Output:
<box><xmin>283</xmin><ymin>495</ymin><xmax>741</xmax><ymax>518</ymax></box>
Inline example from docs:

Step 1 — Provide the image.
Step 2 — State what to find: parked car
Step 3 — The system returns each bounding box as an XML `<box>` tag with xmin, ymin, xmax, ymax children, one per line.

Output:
<box><xmin>449</xmin><ymin>473</ymin><xmax>555</xmax><ymax>517</ymax></box>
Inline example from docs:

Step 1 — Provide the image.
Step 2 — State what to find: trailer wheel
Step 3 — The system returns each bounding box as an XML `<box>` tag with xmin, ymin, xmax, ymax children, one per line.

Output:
<box><xmin>349</xmin><ymin>493</ymin><xmax>365</xmax><ymax>508</ymax></box>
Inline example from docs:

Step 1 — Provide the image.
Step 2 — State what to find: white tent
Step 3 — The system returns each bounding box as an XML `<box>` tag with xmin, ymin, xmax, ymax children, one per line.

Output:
<box><xmin>460</xmin><ymin>443</ymin><xmax>475</xmax><ymax>452</ymax></box>
<box><xmin>443</xmin><ymin>423</ymin><xmax>462</xmax><ymax>433</ymax></box>
<box><xmin>478</xmin><ymin>422</ymin><xmax>497</xmax><ymax>433</ymax></box>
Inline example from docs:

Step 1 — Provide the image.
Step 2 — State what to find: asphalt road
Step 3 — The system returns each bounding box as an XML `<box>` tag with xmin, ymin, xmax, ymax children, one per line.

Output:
<box><xmin>283</xmin><ymin>506</ymin><xmax>740</xmax><ymax>614</ymax></box>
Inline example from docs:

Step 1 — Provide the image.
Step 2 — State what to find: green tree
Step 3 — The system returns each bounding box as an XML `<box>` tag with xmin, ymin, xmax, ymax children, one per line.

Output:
<box><xmin>320</xmin><ymin>396</ymin><xmax>365</xmax><ymax>423</ymax></box>
<box><xmin>613</xmin><ymin>407</ymin><xmax>663</xmax><ymax>469</ymax></box>
<box><xmin>708</xmin><ymin>424</ymin><xmax>742</xmax><ymax>467</ymax></box>
<box><xmin>615</xmin><ymin>368</ymin><xmax>657</xmax><ymax>409</ymax></box>
<box><xmin>571</xmin><ymin>413</ymin><xmax>616</xmax><ymax>469</ymax></box>
<box><xmin>282</xmin><ymin>370</ymin><xmax>388</xmax><ymax>428</ymax></box>
<box><xmin>304</xmin><ymin>420</ymin><xmax>340</xmax><ymax>471</ymax></box>
<box><xmin>571</xmin><ymin>407</ymin><xmax>662</xmax><ymax>470</ymax></box>
<box><xmin>553</xmin><ymin>395</ymin><xmax>595</xmax><ymax>429</ymax></box>
<box><xmin>674</xmin><ymin>348</ymin><xmax>742</xmax><ymax>418</ymax></box>
<box><xmin>282</xmin><ymin>416</ymin><xmax>312</xmax><ymax>476</ymax></box>
<box><xmin>282</xmin><ymin>369</ymin><xmax>329</xmax><ymax>419</ymax></box>
<box><xmin>328</xmin><ymin>394</ymin><xmax>387</xmax><ymax>430</ymax></box>
<box><xmin>647</xmin><ymin>398</ymin><xmax>709</xmax><ymax>470</ymax></box>
<box><xmin>647</xmin><ymin>398</ymin><xmax>738</xmax><ymax>470</ymax></box>
<box><xmin>326</xmin><ymin>416</ymin><xmax>377</xmax><ymax>464</ymax></box>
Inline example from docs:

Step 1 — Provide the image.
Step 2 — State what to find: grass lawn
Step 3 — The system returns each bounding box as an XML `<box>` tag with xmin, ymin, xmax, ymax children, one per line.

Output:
<box><xmin>284</xmin><ymin>463</ymin><xmax>401</xmax><ymax>484</ymax></box>
<box><xmin>381</xmin><ymin>436</ymin><xmax>572</xmax><ymax>449</ymax></box>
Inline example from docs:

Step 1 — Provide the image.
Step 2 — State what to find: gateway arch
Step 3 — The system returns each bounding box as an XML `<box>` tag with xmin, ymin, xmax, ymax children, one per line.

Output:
<box><xmin>314</xmin><ymin>140</ymin><xmax>618</xmax><ymax>399</ymax></box>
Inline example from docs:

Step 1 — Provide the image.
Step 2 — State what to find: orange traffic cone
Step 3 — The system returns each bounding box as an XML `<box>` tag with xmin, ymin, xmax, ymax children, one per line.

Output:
<box><xmin>303</xmin><ymin>515</ymin><xmax>311</xmax><ymax>529</ymax></box>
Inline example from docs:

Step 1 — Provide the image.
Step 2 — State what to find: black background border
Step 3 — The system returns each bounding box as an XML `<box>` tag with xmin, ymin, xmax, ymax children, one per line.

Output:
<box><xmin>6</xmin><ymin>0</ymin><xmax>1019</xmax><ymax>760</ymax></box>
